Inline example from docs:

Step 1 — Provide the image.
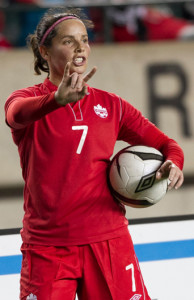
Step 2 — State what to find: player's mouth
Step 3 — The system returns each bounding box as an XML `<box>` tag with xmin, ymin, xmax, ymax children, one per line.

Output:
<box><xmin>73</xmin><ymin>56</ymin><xmax>86</xmax><ymax>67</ymax></box>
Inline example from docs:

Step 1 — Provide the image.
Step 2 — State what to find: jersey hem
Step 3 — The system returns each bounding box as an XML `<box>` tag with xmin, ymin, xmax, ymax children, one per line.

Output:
<box><xmin>20</xmin><ymin>224</ymin><xmax>129</xmax><ymax>247</ymax></box>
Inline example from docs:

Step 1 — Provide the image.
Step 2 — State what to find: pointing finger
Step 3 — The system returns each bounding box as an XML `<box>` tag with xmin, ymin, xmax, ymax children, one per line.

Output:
<box><xmin>63</xmin><ymin>62</ymin><xmax>70</xmax><ymax>78</ymax></box>
<box><xmin>76</xmin><ymin>74</ymin><xmax>84</xmax><ymax>91</ymax></box>
<box><xmin>83</xmin><ymin>66</ymin><xmax>97</xmax><ymax>83</ymax></box>
<box><xmin>70</xmin><ymin>72</ymin><xmax>79</xmax><ymax>89</ymax></box>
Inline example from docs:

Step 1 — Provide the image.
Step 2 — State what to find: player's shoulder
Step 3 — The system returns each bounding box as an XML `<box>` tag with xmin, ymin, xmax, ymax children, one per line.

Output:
<box><xmin>88</xmin><ymin>86</ymin><xmax>134</xmax><ymax>112</ymax></box>
<box><xmin>4</xmin><ymin>83</ymin><xmax>44</xmax><ymax>113</ymax></box>
<box><xmin>8</xmin><ymin>83</ymin><xmax>42</xmax><ymax>99</ymax></box>
<box><xmin>88</xmin><ymin>86</ymin><xmax>122</xmax><ymax>103</ymax></box>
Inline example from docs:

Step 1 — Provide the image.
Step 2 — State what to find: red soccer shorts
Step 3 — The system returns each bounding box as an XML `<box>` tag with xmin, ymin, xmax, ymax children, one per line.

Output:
<box><xmin>20</xmin><ymin>232</ymin><xmax>151</xmax><ymax>300</ymax></box>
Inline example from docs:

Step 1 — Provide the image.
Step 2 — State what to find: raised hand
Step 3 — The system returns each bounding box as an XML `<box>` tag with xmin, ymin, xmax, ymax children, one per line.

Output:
<box><xmin>156</xmin><ymin>160</ymin><xmax>184</xmax><ymax>191</ymax></box>
<box><xmin>55</xmin><ymin>62</ymin><xmax>97</xmax><ymax>106</ymax></box>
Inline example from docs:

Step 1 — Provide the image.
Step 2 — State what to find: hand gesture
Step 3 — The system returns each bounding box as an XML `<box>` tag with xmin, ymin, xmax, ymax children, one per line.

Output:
<box><xmin>55</xmin><ymin>62</ymin><xmax>97</xmax><ymax>106</ymax></box>
<box><xmin>156</xmin><ymin>160</ymin><xmax>184</xmax><ymax>191</ymax></box>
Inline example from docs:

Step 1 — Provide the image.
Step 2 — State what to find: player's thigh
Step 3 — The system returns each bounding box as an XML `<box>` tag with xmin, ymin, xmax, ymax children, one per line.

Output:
<box><xmin>77</xmin><ymin>253</ymin><xmax>113</xmax><ymax>300</ymax></box>
<box><xmin>21</xmin><ymin>280</ymin><xmax>77</xmax><ymax>300</ymax></box>
<box><xmin>78</xmin><ymin>233</ymin><xmax>150</xmax><ymax>300</ymax></box>
<box><xmin>108</xmin><ymin>233</ymin><xmax>151</xmax><ymax>300</ymax></box>
<box><xmin>20</xmin><ymin>243</ymin><xmax>79</xmax><ymax>300</ymax></box>
<box><xmin>41</xmin><ymin>279</ymin><xmax>77</xmax><ymax>300</ymax></box>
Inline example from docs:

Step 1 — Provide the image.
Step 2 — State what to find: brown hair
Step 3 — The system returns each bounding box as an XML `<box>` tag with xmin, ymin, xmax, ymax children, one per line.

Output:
<box><xmin>27</xmin><ymin>7</ymin><xmax>94</xmax><ymax>75</ymax></box>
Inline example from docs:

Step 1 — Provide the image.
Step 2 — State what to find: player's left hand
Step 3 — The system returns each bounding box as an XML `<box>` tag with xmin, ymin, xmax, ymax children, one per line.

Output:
<box><xmin>156</xmin><ymin>160</ymin><xmax>184</xmax><ymax>191</ymax></box>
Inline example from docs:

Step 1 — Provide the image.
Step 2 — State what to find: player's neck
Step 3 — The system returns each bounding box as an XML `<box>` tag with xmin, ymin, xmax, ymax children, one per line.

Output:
<box><xmin>49</xmin><ymin>73</ymin><xmax>62</xmax><ymax>87</ymax></box>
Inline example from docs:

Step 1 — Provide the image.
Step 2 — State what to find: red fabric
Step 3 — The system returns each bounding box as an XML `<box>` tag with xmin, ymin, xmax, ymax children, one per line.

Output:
<box><xmin>5</xmin><ymin>78</ymin><xmax>184</xmax><ymax>246</ymax></box>
<box><xmin>112</xmin><ymin>7</ymin><xmax>192</xmax><ymax>42</ymax></box>
<box><xmin>5</xmin><ymin>90</ymin><xmax>58</xmax><ymax>131</ymax></box>
<box><xmin>20</xmin><ymin>233</ymin><xmax>151</xmax><ymax>300</ymax></box>
<box><xmin>0</xmin><ymin>34</ymin><xmax>12</xmax><ymax>49</ymax></box>
<box><xmin>143</xmin><ymin>9</ymin><xmax>190</xmax><ymax>40</ymax></box>
<box><xmin>113</xmin><ymin>25</ymin><xmax>138</xmax><ymax>42</ymax></box>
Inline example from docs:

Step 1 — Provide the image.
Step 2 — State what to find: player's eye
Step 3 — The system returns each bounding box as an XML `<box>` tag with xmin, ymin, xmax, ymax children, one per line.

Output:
<box><xmin>83</xmin><ymin>38</ymin><xmax>88</xmax><ymax>43</ymax></box>
<box><xmin>63</xmin><ymin>40</ymin><xmax>72</xmax><ymax>45</ymax></box>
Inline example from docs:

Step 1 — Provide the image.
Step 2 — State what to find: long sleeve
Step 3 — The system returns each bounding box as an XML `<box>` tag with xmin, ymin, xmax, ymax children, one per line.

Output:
<box><xmin>159</xmin><ymin>139</ymin><xmax>184</xmax><ymax>170</ymax></box>
<box><xmin>5</xmin><ymin>90</ymin><xmax>60</xmax><ymax>130</ymax></box>
<box><xmin>118</xmin><ymin>98</ymin><xmax>184</xmax><ymax>170</ymax></box>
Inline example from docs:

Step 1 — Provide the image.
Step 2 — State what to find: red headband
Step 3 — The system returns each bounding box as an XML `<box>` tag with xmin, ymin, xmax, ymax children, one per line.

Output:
<box><xmin>40</xmin><ymin>16</ymin><xmax>78</xmax><ymax>46</ymax></box>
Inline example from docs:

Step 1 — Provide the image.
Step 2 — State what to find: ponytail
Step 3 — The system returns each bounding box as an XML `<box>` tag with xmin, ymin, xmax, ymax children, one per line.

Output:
<box><xmin>27</xmin><ymin>34</ymin><xmax>49</xmax><ymax>75</ymax></box>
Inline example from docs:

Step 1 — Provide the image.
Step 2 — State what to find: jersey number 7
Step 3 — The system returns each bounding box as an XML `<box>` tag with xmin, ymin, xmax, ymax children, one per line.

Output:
<box><xmin>72</xmin><ymin>125</ymin><xmax>88</xmax><ymax>154</ymax></box>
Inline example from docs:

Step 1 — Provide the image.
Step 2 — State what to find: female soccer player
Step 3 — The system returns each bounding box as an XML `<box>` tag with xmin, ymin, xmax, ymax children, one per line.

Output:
<box><xmin>5</xmin><ymin>7</ymin><xmax>184</xmax><ymax>300</ymax></box>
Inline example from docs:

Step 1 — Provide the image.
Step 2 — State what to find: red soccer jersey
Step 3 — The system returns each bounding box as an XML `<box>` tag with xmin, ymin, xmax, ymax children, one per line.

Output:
<box><xmin>5</xmin><ymin>78</ymin><xmax>184</xmax><ymax>246</ymax></box>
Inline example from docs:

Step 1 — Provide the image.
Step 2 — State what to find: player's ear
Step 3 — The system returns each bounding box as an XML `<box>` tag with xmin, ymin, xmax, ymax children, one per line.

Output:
<box><xmin>39</xmin><ymin>45</ymin><xmax>49</xmax><ymax>61</ymax></box>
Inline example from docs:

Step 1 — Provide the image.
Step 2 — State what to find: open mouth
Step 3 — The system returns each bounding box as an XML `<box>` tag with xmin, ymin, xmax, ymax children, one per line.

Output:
<box><xmin>73</xmin><ymin>56</ymin><xmax>86</xmax><ymax>66</ymax></box>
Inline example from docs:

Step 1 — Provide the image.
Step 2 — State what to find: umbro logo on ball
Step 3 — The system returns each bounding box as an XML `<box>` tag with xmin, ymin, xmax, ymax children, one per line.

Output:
<box><xmin>135</xmin><ymin>172</ymin><xmax>156</xmax><ymax>193</ymax></box>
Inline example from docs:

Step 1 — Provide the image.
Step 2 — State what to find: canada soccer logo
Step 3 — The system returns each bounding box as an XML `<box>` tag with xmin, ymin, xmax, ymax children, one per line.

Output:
<box><xmin>94</xmin><ymin>104</ymin><xmax>108</xmax><ymax>118</ymax></box>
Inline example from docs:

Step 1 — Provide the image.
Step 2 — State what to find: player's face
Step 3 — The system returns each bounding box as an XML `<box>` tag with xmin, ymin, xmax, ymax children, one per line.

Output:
<box><xmin>45</xmin><ymin>19</ymin><xmax>90</xmax><ymax>83</ymax></box>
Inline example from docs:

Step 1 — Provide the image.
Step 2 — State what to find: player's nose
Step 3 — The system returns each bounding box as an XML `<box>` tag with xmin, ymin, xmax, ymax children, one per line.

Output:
<box><xmin>75</xmin><ymin>41</ymin><xmax>84</xmax><ymax>53</ymax></box>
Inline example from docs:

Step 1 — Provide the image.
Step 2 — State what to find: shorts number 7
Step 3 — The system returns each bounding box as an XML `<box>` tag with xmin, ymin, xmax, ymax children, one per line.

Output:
<box><xmin>126</xmin><ymin>263</ymin><xmax>136</xmax><ymax>292</ymax></box>
<box><xmin>72</xmin><ymin>125</ymin><xmax>88</xmax><ymax>154</ymax></box>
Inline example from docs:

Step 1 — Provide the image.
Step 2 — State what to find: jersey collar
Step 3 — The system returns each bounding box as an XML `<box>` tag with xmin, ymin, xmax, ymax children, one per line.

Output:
<box><xmin>43</xmin><ymin>78</ymin><xmax>58</xmax><ymax>92</ymax></box>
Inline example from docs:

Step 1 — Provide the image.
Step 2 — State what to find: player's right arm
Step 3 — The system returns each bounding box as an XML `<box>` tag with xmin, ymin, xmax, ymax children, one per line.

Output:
<box><xmin>5</xmin><ymin>90</ymin><xmax>59</xmax><ymax>130</ymax></box>
<box><xmin>5</xmin><ymin>63</ymin><xmax>96</xmax><ymax>129</ymax></box>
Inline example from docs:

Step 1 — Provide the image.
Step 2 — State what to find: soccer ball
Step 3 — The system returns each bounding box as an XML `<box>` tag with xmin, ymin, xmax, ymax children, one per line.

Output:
<box><xmin>109</xmin><ymin>145</ymin><xmax>168</xmax><ymax>208</ymax></box>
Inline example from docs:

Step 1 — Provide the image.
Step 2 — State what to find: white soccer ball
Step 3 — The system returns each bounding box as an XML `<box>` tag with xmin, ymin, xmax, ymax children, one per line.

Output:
<box><xmin>109</xmin><ymin>145</ymin><xmax>169</xmax><ymax>208</ymax></box>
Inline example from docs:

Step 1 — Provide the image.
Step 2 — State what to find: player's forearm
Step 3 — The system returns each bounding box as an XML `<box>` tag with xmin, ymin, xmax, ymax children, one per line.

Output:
<box><xmin>140</xmin><ymin>124</ymin><xmax>184</xmax><ymax>170</ymax></box>
<box><xmin>159</xmin><ymin>139</ymin><xmax>184</xmax><ymax>170</ymax></box>
<box><xmin>141</xmin><ymin>123</ymin><xmax>184</xmax><ymax>170</ymax></box>
<box><xmin>6</xmin><ymin>92</ymin><xmax>60</xmax><ymax>129</ymax></box>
